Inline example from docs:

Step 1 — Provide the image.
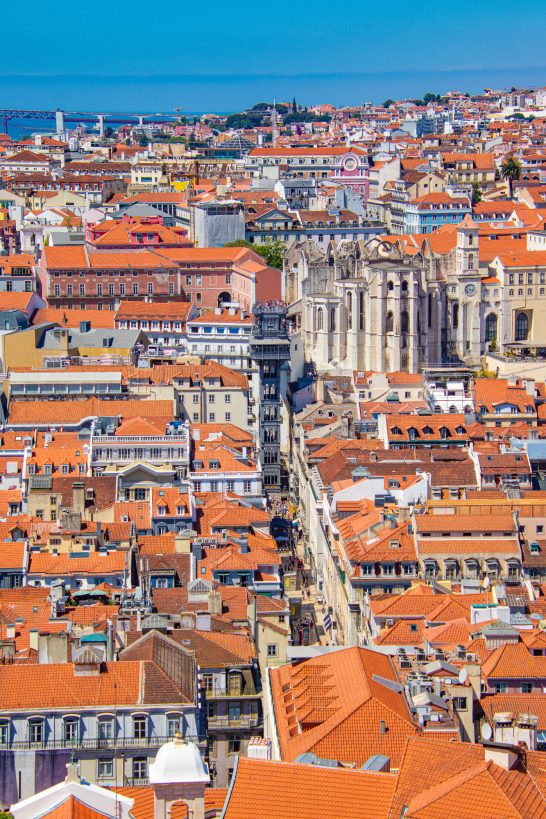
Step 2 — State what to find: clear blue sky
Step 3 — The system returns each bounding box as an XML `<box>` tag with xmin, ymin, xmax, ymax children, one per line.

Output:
<box><xmin>3</xmin><ymin>0</ymin><xmax>546</xmax><ymax>110</ymax></box>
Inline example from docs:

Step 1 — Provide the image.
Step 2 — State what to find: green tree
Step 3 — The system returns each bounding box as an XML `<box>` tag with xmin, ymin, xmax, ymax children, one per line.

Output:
<box><xmin>225</xmin><ymin>239</ymin><xmax>285</xmax><ymax>270</ymax></box>
<box><xmin>500</xmin><ymin>157</ymin><xmax>522</xmax><ymax>199</ymax></box>
<box><xmin>471</xmin><ymin>182</ymin><xmax>483</xmax><ymax>206</ymax></box>
<box><xmin>104</xmin><ymin>126</ymin><xmax>114</xmax><ymax>138</ymax></box>
<box><xmin>138</xmin><ymin>134</ymin><xmax>148</xmax><ymax>147</ymax></box>
<box><xmin>292</xmin><ymin>97</ymin><xmax>297</xmax><ymax>114</ymax></box>
<box><xmin>225</xmin><ymin>113</ymin><xmax>263</xmax><ymax>129</ymax></box>
<box><xmin>383</xmin><ymin>99</ymin><xmax>394</xmax><ymax>108</ymax></box>
<box><xmin>284</xmin><ymin>112</ymin><xmax>331</xmax><ymax>125</ymax></box>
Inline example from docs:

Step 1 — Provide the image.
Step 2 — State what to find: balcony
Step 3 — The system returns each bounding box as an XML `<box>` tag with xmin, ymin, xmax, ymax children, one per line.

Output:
<box><xmin>205</xmin><ymin>685</ymin><xmax>259</xmax><ymax>700</ymax></box>
<box><xmin>0</xmin><ymin>734</ymin><xmax>202</xmax><ymax>751</ymax></box>
<box><xmin>206</xmin><ymin>716</ymin><xmax>262</xmax><ymax>731</ymax></box>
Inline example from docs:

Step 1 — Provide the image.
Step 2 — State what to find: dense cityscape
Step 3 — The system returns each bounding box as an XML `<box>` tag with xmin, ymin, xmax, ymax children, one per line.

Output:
<box><xmin>0</xmin><ymin>83</ymin><xmax>545</xmax><ymax>818</ymax></box>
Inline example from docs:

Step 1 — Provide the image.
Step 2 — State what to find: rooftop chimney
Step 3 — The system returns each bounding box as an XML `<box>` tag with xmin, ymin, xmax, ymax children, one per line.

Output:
<box><xmin>483</xmin><ymin>741</ymin><xmax>520</xmax><ymax>771</ymax></box>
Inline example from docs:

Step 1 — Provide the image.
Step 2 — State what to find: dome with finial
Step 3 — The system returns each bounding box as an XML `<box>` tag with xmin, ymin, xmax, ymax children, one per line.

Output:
<box><xmin>149</xmin><ymin>735</ymin><xmax>210</xmax><ymax>785</ymax></box>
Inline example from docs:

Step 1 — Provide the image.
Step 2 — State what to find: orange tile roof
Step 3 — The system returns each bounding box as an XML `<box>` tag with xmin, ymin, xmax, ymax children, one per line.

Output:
<box><xmin>0</xmin><ymin>661</ymin><xmax>145</xmax><ymax>709</ymax></box>
<box><xmin>8</xmin><ymin>398</ymin><xmax>174</xmax><ymax>426</ymax></box>
<box><xmin>481</xmin><ymin>642</ymin><xmax>546</xmax><ymax>680</ymax></box>
<box><xmin>405</xmin><ymin>759</ymin><xmax>546</xmax><ymax>818</ymax></box>
<box><xmin>375</xmin><ymin>618</ymin><xmax>425</xmax><ymax>646</ymax></box>
<box><xmin>44</xmin><ymin>795</ymin><xmax>113</xmax><ymax>818</ymax></box>
<box><xmin>417</xmin><ymin>538</ymin><xmax>520</xmax><ymax>555</ymax></box>
<box><xmin>223</xmin><ymin>757</ymin><xmax>397</xmax><ymax>819</ymax></box>
<box><xmin>28</xmin><ymin>551</ymin><xmax>127</xmax><ymax>576</ymax></box>
<box><xmin>32</xmin><ymin>308</ymin><xmax>116</xmax><ymax>329</ymax></box>
<box><xmin>115</xmin><ymin>300</ymin><xmax>194</xmax><ymax>320</ymax></box>
<box><xmin>270</xmin><ymin>646</ymin><xmax>418</xmax><ymax>767</ymax></box>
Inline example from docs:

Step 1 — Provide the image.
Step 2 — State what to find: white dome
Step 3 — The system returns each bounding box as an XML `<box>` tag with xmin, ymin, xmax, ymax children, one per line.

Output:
<box><xmin>149</xmin><ymin>737</ymin><xmax>210</xmax><ymax>785</ymax></box>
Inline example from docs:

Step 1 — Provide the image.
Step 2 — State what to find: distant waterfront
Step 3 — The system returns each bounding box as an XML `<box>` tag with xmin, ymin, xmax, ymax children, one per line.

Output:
<box><xmin>1</xmin><ymin>64</ymin><xmax>546</xmax><ymax>125</ymax></box>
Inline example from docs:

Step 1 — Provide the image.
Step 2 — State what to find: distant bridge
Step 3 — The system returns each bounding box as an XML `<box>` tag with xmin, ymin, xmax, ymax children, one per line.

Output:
<box><xmin>0</xmin><ymin>109</ymin><xmax>177</xmax><ymax>135</ymax></box>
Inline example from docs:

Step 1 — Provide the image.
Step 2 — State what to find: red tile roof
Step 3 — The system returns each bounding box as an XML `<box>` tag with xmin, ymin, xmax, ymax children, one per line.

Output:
<box><xmin>223</xmin><ymin>757</ymin><xmax>397</xmax><ymax>819</ymax></box>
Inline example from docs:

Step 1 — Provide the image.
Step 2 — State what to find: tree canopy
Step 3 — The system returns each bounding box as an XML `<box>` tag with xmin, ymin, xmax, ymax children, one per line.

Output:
<box><xmin>225</xmin><ymin>239</ymin><xmax>285</xmax><ymax>270</ymax></box>
<box><xmin>500</xmin><ymin>157</ymin><xmax>522</xmax><ymax>198</ymax></box>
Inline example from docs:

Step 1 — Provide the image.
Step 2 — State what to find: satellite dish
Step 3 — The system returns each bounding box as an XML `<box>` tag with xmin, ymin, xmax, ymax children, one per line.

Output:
<box><xmin>458</xmin><ymin>667</ymin><xmax>468</xmax><ymax>684</ymax></box>
<box><xmin>483</xmin><ymin>576</ymin><xmax>490</xmax><ymax>589</ymax></box>
<box><xmin>481</xmin><ymin>723</ymin><xmax>493</xmax><ymax>741</ymax></box>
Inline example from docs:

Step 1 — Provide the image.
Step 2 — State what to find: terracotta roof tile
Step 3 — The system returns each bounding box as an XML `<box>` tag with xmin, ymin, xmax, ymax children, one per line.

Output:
<box><xmin>223</xmin><ymin>757</ymin><xmax>397</xmax><ymax>819</ymax></box>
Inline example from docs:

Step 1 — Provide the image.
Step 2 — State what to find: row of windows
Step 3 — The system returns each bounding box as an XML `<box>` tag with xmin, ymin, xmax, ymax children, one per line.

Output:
<box><xmin>53</xmin><ymin>283</ymin><xmax>167</xmax><ymax>297</ymax></box>
<box><xmin>509</xmin><ymin>272</ymin><xmax>546</xmax><ymax>285</ymax></box>
<box><xmin>27</xmin><ymin>463</ymin><xmax>86</xmax><ymax>475</ymax></box>
<box><xmin>0</xmin><ymin>714</ymin><xmax>182</xmax><ymax>745</ymax></box>
<box><xmin>193</xmin><ymin>480</ymin><xmax>253</xmax><ymax>492</ymax></box>
<box><xmin>119</xmin><ymin>320</ymin><xmax>183</xmax><ymax>331</ymax></box>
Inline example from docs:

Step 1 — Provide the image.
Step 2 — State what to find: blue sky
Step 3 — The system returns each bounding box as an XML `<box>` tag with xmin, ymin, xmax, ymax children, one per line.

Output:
<box><xmin>2</xmin><ymin>0</ymin><xmax>546</xmax><ymax>109</ymax></box>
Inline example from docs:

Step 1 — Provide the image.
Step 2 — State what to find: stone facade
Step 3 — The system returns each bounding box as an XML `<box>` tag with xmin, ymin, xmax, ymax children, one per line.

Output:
<box><xmin>285</xmin><ymin>217</ymin><xmax>485</xmax><ymax>373</ymax></box>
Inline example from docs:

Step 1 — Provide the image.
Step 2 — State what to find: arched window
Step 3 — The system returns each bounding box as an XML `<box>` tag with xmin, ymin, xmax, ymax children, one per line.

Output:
<box><xmin>485</xmin><ymin>313</ymin><xmax>497</xmax><ymax>343</ymax></box>
<box><xmin>387</xmin><ymin>280</ymin><xmax>394</xmax><ymax>292</ymax></box>
<box><xmin>330</xmin><ymin>309</ymin><xmax>336</xmax><ymax>332</ymax></box>
<box><xmin>515</xmin><ymin>312</ymin><xmax>529</xmax><ymax>341</ymax></box>
<box><xmin>359</xmin><ymin>291</ymin><xmax>364</xmax><ymax>330</ymax></box>
<box><xmin>468</xmin><ymin>253</ymin><xmax>474</xmax><ymax>270</ymax></box>
<box><xmin>317</xmin><ymin>307</ymin><xmax>323</xmax><ymax>331</ymax></box>
<box><xmin>401</xmin><ymin>311</ymin><xmax>409</xmax><ymax>334</ymax></box>
<box><xmin>386</xmin><ymin>311</ymin><xmax>394</xmax><ymax>333</ymax></box>
<box><xmin>347</xmin><ymin>291</ymin><xmax>353</xmax><ymax>330</ymax></box>
<box><xmin>401</xmin><ymin>280</ymin><xmax>408</xmax><ymax>293</ymax></box>
<box><xmin>468</xmin><ymin>233</ymin><xmax>474</xmax><ymax>246</ymax></box>
<box><xmin>453</xmin><ymin>302</ymin><xmax>459</xmax><ymax>329</ymax></box>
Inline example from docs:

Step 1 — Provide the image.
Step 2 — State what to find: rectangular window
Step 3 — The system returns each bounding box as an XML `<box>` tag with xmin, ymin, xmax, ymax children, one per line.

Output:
<box><xmin>0</xmin><ymin>722</ymin><xmax>9</xmax><ymax>746</ymax></box>
<box><xmin>133</xmin><ymin>715</ymin><xmax>147</xmax><ymax>739</ymax></box>
<box><xmin>267</xmin><ymin>644</ymin><xmax>278</xmax><ymax>657</ymax></box>
<box><xmin>228</xmin><ymin>735</ymin><xmax>241</xmax><ymax>754</ymax></box>
<box><xmin>98</xmin><ymin>718</ymin><xmax>113</xmax><ymax>743</ymax></box>
<box><xmin>64</xmin><ymin>718</ymin><xmax>78</xmax><ymax>743</ymax></box>
<box><xmin>148</xmin><ymin>283</ymin><xmax>154</xmax><ymax>295</ymax></box>
<box><xmin>29</xmin><ymin>720</ymin><xmax>44</xmax><ymax>745</ymax></box>
<box><xmin>228</xmin><ymin>702</ymin><xmax>241</xmax><ymax>722</ymax></box>
<box><xmin>167</xmin><ymin>716</ymin><xmax>181</xmax><ymax>737</ymax></box>
<box><xmin>133</xmin><ymin>283</ymin><xmax>139</xmax><ymax>295</ymax></box>
<box><xmin>495</xmin><ymin>682</ymin><xmax>507</xmax><ymax>694</ymax></box>
<box><xmin>132</xmin><ymin>757</ymin><xmax>147</xmax><ymax>781</ymax></box>
<box><xmin>97</xmin><ymin>758</ymin><xmax>113</xmax><ymax>779</ymax></box>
